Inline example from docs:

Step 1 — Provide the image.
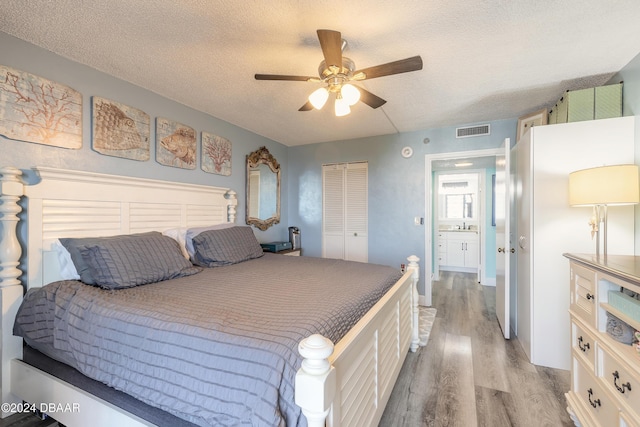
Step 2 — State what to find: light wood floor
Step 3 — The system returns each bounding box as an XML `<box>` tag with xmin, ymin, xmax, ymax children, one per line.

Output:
<box><xmin>380</xmin><ymin>271</ymin><xmax>573</xmax><ymax>427</ymax></box>
<box><xmin>1</xmin><ymin>271</ymin><xmax>572</xmax><ymax>427</ymax></box>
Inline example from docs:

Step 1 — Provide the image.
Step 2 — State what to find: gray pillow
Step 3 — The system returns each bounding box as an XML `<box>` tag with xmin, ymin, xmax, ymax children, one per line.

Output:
<box><xmin>78</xmin><ymin>234</ymin><xmax>202</xmax><ymax>289</ymax></box>
<box><xmin>191</xmin><ymin>226</ymin><xmax>263</xmax><ymax>267</ymax></box>
<box><xmin>60</xmin><ymin>232</ymin><xmax>161</xmax><ymax>285</ymax></box>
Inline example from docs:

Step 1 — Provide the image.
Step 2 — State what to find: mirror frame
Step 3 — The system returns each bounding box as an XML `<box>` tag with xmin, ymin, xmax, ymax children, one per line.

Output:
<box><xmin>246</xmin><ymin>146</ymin><xmax>281</xmax><ymax>231</ymax></box>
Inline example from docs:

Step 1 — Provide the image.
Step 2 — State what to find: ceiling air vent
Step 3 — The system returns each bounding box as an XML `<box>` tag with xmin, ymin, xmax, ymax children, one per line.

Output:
<box><xmin>456</xmin><ymin>124</ymin><xmax>490</xmax><ymax>138</ymax></box>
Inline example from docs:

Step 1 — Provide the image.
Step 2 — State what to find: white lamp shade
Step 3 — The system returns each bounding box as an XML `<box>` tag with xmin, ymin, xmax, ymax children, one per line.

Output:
<box><xmin>335</xmin><ymin>96</ymin><xmax>350</xmax><ymax>116</ymax></box>
<box><xmin>569</xmin><ymin>164</ymin><xmax>640</xmax><ymax>206</ymax></box>
<box><xmin>308</xmin><ymin>88</ymin><xmax>329</xmax><ymax>110</ymax></box>
<box><xmin>341</xmin><ymin>84</ymin><xmax>361</xmax><ymax>106</ymax></box>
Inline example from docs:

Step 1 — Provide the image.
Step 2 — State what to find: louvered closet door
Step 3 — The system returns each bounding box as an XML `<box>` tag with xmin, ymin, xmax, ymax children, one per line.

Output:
<box><xmin>322</xmin><ymin>162</ymin><xmax>368</xmax><ymax>262</ymax></box>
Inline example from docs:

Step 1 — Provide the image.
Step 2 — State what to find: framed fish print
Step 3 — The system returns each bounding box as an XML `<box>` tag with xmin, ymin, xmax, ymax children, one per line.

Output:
<box><xmin>92</xmin><ymin>96</ymin><xmax>150</xmax><ymax>160</ymax></box>
<box><xmin>0</xmin><ymin>65</ymin><xmax>82</xmax><ymax>149</ymax></box>
<box><xmin>201</xmin><ymin>131</ymin><xmax>232</xmax><ymax>176</ymax></box>
<box><xmin>156</xmin><ymin>117</ymin><xmax>196</xmax><ymax>169</ymax></box>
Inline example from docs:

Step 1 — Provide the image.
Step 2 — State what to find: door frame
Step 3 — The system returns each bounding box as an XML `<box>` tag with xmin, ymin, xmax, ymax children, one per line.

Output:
<box><xmin>424</xmin><ymin>148</ymin><xmax>501</xmax><ymax>306</ymax></box>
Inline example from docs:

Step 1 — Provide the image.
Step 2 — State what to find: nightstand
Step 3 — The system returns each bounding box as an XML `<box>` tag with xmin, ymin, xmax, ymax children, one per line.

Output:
<box><xmin>278</xmin><ymin>248</ymin><xmax>301</xmax><ymax>256</ymax></box>
<box><xmin>260</xmin><ymin>242</ymin><xmax>301</xmax><ymax>256</ymax></box>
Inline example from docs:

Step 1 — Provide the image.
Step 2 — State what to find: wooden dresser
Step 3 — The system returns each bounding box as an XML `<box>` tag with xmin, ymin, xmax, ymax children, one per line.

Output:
<box><xmin>565</xmin><ymin>253</ymin><xmax>640</xmax><ymax>427</ymax></box>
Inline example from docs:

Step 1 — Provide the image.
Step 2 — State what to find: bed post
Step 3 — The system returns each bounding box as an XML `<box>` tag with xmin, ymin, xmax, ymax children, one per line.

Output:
<box><xmin>0</xmin><ymin>167</ymin><xmax>25</xmax><ymax>415</ymax></box>
<box><xmin>226</xmin><ymin>190</ymin><xmax>237</xmax><ymax>223</ymax></box>
<box><xmin>407</xmin><ymin>255</ymin><xmax>420</xmax><ymax>352</ymax></box>
<box><xmin>295</xmin><ymin>334</ymin><xmax>336</xmax><ymax>427</ymax></box>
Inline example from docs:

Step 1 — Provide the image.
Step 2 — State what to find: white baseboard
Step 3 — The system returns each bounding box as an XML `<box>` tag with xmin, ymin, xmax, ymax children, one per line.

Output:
<box><xmin>419</xmin><ymin>295</ymin><xmax>429</xmax><ymax>307</ymax></box>
<box><xmin>483</xmin><ymin>277</ymin><xmax>496</xmax><ymax>287</ymax></box>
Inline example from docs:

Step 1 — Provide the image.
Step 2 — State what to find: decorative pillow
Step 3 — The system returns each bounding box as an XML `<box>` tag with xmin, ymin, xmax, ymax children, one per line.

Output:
<box><xmin>185</xmin><ymin>223</ymin><xmax>235</xmax><ymax>258</ymax></box>
<box><xmin>79</xmin><ymin>234</ymin><xmax>202</xmax><ymax>289</ymax></box>
<box><xmin>60</xmin><ymin>232</ymin><xmax>167</xmax><ymax>285</ymax></box>
<box><xmin>191</xmin><ymin>226</ymin><xmax>263</xmax><ymax>267</ymax></box>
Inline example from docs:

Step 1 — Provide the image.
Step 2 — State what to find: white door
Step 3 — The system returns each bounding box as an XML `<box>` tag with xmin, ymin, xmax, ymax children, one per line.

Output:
<box><xmin>344</xmin><ymin>164</ymin><xmax>368</xmax><ymax>262</ymax></box>
<box><xmin>322</xmin><ymin>162</ymin><xmax>368</xmax><ymax>261</ymax></box>
<box><xmin>495</xmin><ymin>138</ymin><xmax>511</xmax><ymax>339</ymax></box>
<box><xmin>322</xmin><ymin>165</ymin><xmax>345</xmax><ymax>259</ymax></box>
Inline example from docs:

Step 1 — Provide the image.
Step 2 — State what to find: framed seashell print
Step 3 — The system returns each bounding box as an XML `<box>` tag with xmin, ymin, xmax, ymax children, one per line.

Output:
<box><xmin>92</xmin><ymin>96</ymin><xmax>150</xmax><ymax>160</ymax></box>
<box><xmin>156</xmin><ymin>117</ymin><xmax>196</xmax><ymax>169</ymax></box>
<box><xmin>201</xmin><ymin>131</ymin><xmax>231</xmax><ymax>176</ymax></box>
<box><xmin>0</xmin><ymin>65</ymin><xmax>82</xmax><ymax>149</ymax></box>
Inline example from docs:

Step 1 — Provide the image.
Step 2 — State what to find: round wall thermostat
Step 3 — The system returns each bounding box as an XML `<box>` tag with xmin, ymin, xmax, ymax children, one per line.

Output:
<box><xmin>401</xmin><ymin>146</ymin><xmax>413</xmax><ymax>158</ymax></box>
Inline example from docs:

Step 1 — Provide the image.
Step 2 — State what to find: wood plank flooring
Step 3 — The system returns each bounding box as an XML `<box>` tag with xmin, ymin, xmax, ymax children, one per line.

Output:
<box><xmin>379</xmin><ymin>271</ymin><xmax>573</xmax><ymax>427</ymax></box>
<box><xmin>2</xmin><ymin>271</ymin><xmax>571</xmax><ymax>427</ymax></box>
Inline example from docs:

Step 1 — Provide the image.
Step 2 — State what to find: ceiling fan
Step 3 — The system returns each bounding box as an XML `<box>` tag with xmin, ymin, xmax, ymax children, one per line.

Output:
<box><xmin>255</xmin><ymin>29</ymin><xmax>423</xmax><ymax>116</ymax></box>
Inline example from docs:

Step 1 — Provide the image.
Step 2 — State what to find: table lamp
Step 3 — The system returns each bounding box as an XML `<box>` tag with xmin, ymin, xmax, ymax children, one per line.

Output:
<box><xmin>569</xmin><ymin>164</ymin><xmax>639</xmax><ymax>257</ymax></box>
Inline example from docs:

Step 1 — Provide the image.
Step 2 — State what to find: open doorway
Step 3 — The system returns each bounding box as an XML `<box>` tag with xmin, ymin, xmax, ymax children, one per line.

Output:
<box><xmin>423</xmin><ymin>148</ymin><xmax>500</xmax><ymax>306</ymax></box>
<box><xmin>435</xmin><ymin>171</ymin><xmax>481</xmax><ymax>281</ymax></box>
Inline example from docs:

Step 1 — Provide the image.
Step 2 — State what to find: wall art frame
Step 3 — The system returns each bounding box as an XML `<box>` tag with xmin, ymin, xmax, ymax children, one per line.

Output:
<box><xmin>92</xmin><ymin>96</ymin><xmax>150</xmax><ymax>160</ymax></box>
<box><xmin>0</xmin><ymin>65</ymin><xmax>82</xmax><ymax>149</ymax></box>
<box><xmin>156</xmin><ymin>117</ymin><xmax>196</xmax><ymax>169</ymax></box>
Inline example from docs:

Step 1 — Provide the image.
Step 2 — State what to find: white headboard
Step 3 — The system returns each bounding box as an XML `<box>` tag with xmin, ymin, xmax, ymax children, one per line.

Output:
<box><xmin>8</xmin><ymin>167</ymin><xmax>237</xmax><ymax>289</ymax></box>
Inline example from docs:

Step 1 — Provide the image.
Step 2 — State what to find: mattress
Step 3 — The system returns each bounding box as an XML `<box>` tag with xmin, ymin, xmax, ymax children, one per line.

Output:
<box><xmin>14</xmin><ymin>253</ymin><xmax>402</xmax><ymax>427</ymax></box>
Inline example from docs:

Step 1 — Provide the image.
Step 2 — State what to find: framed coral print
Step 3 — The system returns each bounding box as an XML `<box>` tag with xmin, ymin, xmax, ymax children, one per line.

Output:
<box><xmin>517</xmin><ymin>108</ymin><xmax>547</xmax><ymax>141</ymax></box>
<box><xmin>0</xmin><ymin>65</ymin><xmax>82</xmax><ymax>149</ymax></box>
<box><xmin>156</xmin><ymin>117</ymin><xmax>196</xmax><ymax>169</ymax></box>
<box><xmin>201</xmin><ymin>131</ymin><xmax>232</xmax><ymax>176</ymax></box>
<box><xmin>92</xmin><ymin>96</ymin><xmax>150</xmax><ymax>160</ymax></box>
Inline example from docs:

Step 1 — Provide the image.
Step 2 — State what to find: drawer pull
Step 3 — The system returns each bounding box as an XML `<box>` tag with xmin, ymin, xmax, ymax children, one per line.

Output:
<box><xmin>587</xmin><ymin>388</ymin><xmax>601</xmax><ymax>408</ymax></box>
<box><xmin>586</xmin><ymin>293</ymin><xmax>594</xmax><ymax>301</ymax></box>
<box><xmin>578</xmin><ymin>336</ymin><xmax>590</xmax><ymax>352</ymax></box>
<box><xmin>613</xmin><ymin>370</ymin><xmax>632</xmax><ymax>394</ymax></box>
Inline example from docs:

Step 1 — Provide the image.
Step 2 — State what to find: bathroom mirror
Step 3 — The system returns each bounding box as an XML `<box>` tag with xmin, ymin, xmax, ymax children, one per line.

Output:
<box><xmin>437</xmin><ymin>173</ymin><xmax>478</xmax><ymax>220</ymax></box>
<box><xmin>246</xmin><ymin>146</ymin><xmax>280</xmax><ymax>230</ymax></box>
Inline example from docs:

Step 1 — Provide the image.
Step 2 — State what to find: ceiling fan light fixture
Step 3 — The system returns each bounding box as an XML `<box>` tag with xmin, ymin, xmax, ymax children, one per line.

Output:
<box><xmin>335</xmin><ymin>94</ymin><xmax>351</xmax><ymax>116</ymax></box>
<box><xmin>341</xmin><ymin>84</ymin><xmax>360</xmax><ymax>106</ymax></box>
<box><xmin>309</xmin><ymin>87</ymin><xmax>329</xmax><ymax>109</ymax></box>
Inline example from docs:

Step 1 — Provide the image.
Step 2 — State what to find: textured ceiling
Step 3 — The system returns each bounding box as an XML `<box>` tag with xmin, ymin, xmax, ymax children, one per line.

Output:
<box><xmin>2</xmin><ymin>0</ymin><xmax>640</xmax><ymax>146</ymax></box>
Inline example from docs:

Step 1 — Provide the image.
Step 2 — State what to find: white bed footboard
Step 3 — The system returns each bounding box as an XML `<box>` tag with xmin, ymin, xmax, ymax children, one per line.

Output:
<box><xmin>295</xmin><ymin>255</ymin><xmax>420</xmax><ymax>427</ymax></box>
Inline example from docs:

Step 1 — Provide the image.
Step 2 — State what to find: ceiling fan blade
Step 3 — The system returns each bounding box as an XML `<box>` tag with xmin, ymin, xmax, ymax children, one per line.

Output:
<box><xmin>317</xmin><ymin>29</ymin><xmax>343</xmax><ymax>69</ymax></box>
<box><xmin>254</xmin><ymin>74</ymin><xmax>317</xmax><ymax>82</ymax></box>
<box><xmin>357</xmin><ymin>87</ymin><xmax>387</xmax><ymax>109</ymax></box>
<box><xmin>298</xmin><ymin>101</ymin><xmax>314</xmax><ymax>111</ymax></box>
<box><xmin>354</xmin><ymin>56</ymin><xmax>423</xmax><ymax>80</ymax></box>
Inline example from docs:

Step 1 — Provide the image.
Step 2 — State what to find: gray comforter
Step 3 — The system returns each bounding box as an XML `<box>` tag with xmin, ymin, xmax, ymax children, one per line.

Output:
<box><xmin>14</xmin><ymin>253</ymin><xmax>402</xmax><ymax>427</ymax></box>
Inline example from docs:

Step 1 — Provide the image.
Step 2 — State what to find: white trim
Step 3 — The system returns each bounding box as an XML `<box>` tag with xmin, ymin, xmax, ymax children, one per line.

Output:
<box><xmin>425</xmin><ymin>148</ymin><xmax>500</xmax><ymax>305</ymax></box>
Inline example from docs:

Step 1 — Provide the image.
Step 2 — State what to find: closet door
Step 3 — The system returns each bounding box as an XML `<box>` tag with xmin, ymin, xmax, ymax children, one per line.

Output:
<box><xmin>323</xmin><ymin>165</ymin><xmax>345</xmax><ymax>259</ymax></box>
<box><xmin>344</xmin><ymin>163</ymin><xmax>368</xmax><ymax>262</ymax></box>
<box><xmin>322</xmin><ymin>162</ymin><xmax>368</xmax><ymax>262</ymax></box>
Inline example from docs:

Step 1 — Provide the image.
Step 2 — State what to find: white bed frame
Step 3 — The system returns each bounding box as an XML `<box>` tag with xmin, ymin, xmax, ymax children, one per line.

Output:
<box><xmin>0</xmin><ymin>166</ymin><xmax>421</xmax><ymax>427</ymax></box>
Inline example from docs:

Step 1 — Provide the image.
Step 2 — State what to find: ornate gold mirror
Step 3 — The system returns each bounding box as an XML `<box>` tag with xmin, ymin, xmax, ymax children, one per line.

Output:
<box><xmin>246</xmin><ymin>146</ymin><xmax>280</xmax><ymax>230</ymax></box>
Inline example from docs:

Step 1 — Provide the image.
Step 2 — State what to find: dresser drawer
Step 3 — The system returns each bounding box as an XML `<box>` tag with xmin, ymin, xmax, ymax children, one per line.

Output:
<box><xmin>600</xmin><ymin>348</ymin><xmax>640</xmax><ymax>419</ymax></box>
<box><xmin>572</xmin><ymin>318</ymin><xmax>597</xmax><ymax>370</ymax></box>
<box><xmin>574</xmin><ymin>356</ymin><xmax>619</xmax><ymax>427</ymax></box>
<box><xmin>571</xmin><ymin>262</ymin><xmax>597</xmax><ymax>327</ymax></box>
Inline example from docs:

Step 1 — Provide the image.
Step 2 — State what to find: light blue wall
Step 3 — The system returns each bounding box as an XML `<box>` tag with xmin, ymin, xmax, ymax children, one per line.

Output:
<box><xmin>287</xmin><ymin>120</ymin><xmax>517</xmax><ymax>293</ymax></box>
<box><xmin>0</xmin><ymin>32</ymin><xmax>289</xmax><ymax>244</ymax></box>
<box><xmin>608</xmin><ymin>50</ymin><xmax>640</xmax><ymax>253</ymax></box>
